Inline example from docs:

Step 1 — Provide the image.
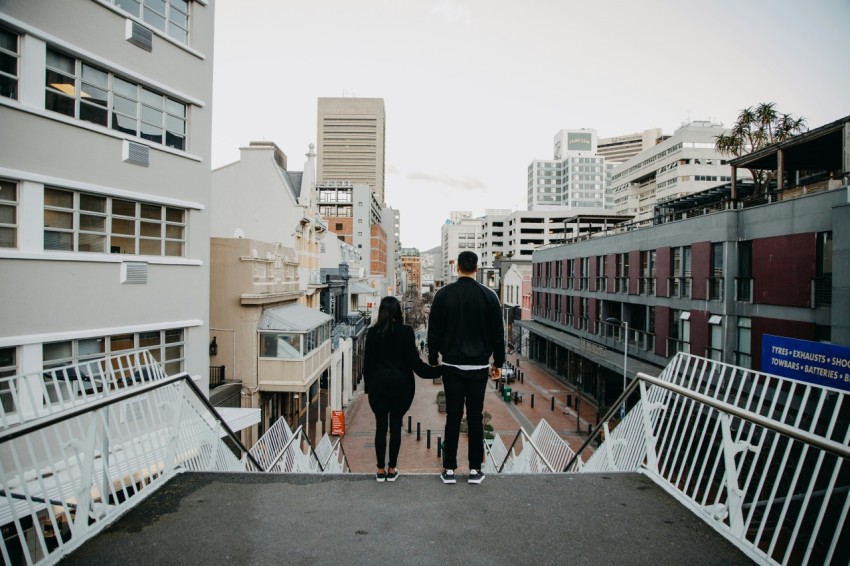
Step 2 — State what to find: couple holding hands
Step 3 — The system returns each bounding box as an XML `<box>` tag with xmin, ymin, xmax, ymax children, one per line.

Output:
<box><xmin>363</xmin><ymin>251</ymin><xmax>505</xmax><ymax>484</ymax></box>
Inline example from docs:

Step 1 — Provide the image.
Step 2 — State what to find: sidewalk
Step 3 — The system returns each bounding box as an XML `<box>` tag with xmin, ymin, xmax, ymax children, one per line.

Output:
<box><xmin>340</xmin><ymin>349</ymin><xmax>598</xmax><ymax>474</ymax></box>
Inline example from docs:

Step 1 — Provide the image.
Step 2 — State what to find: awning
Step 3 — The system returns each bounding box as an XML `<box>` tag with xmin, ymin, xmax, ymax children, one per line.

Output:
<box><xmin>217</xmin><ymin>407</ymin><xmax>261</xmax><ymax>438</ymax></box>
<box><xmin>258</xmin><ymin>304</ymin><xmax>332</xmax><ymax>332</ymax></box>
<box><xmin>350</xmin><ymin>282</ymin><xmax>376</xmax><ymax>295</ymax></box>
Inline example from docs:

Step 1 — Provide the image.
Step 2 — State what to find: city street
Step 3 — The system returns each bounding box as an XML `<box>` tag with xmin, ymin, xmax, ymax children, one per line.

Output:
<box><xmin>340</xmin><ymin>337</ymin><xmax>598</xmax><ymax>474</ymax></box>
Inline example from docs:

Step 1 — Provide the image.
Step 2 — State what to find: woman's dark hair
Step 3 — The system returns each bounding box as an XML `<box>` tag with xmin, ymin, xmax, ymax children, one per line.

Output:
<box><xmin>373</xmin><ymin>295</ymin><xmax>403</xmax><ymax>336</ymax></box>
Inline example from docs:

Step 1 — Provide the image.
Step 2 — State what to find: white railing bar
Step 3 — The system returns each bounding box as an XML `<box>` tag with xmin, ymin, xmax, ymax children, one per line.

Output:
<box><xmin>637</xmin><ymin>372</ymin><xmax>850</xmax><ymax>459</ymax></box>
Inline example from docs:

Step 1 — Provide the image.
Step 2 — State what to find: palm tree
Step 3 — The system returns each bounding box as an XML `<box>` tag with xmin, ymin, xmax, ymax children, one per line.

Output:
<box><xmin>715</xmin><ymin>102</ymin><xmax>807</xmax><ymax>194</ymax></box>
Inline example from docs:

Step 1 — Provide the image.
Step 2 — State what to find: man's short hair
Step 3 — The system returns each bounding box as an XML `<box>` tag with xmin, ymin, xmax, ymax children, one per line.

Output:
<box><xmin>457</xmin><ymin>251</ymin><xmax>478</xmax><ymax>273</ymax></box>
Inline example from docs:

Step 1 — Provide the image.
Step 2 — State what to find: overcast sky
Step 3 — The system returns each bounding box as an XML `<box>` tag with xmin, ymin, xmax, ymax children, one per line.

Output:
<box><xmin>211</xmin><ymin>0</ymin><xmax>850</xmax><ymax>251</ymax></box>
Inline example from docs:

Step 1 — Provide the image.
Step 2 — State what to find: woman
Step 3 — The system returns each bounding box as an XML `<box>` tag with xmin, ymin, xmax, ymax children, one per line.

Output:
<box><xmin>363</xmin><ymin>296</ymin><xmax>440</xmax><ymax>481</ymax></box>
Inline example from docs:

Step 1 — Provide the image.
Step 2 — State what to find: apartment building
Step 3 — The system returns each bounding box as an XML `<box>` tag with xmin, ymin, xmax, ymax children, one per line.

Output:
<box><xmin>523</xmin><ymin>116</ymin><xmax>850</xmax><ymax>409</ymax></box>
<box><xmin>316</xmin><ymin>97</ymin><xmax>386</xmax><ymax>205</ymax></box>
<box><xmin>400</xmin><ymin>247</ymin><xmax>421</xmax><ymax>298</ymax></box>
<box><xmin>210</xmin><ymin>140</ymin><xmax>335</xmax><ymax>443</ymax></box>
<box><xmin>609</xmin><ymin>121</ymin><xmax>745</xmax><ymax>223</ymax></box>
<box><xmin>1</xmin><ymin>1</ymin><xmax>214</xmax><ymax>395</ymax></box>
<box><xmin>441</xmin><ymin>214</ymin><xmax>482</xmax><ymax>281</ymax></box>
<box><xmin>528</xmin><ymin>129</ymin><xmax>614</xmax><ymax>211</ymax></box>
<box><xmin>597</xmin><ymin>129</ymin><xmax>665</xmax><ymax>163</ymax></box>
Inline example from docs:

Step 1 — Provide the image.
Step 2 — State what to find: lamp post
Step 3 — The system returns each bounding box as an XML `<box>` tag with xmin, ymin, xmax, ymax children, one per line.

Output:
<box><xmin>605</xmin><ymin>317</ymin><xmax>628</xmax><ymax>420</ymax></box>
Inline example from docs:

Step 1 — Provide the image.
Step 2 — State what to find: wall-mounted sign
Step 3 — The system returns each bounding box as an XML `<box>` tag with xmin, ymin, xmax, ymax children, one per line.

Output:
<box><xmin>567</xmin><ymin>133</ymin><xmax>592</xmax><ymax>151</ymax></box>
<box><xmin>762</xmin><ymin>334</ymin><xmax>850</xmax><ymax>393</ymax></box>
<box><xmin>331</xmin><ymin>410</ymin><xmax>345</xmax><ymax>436</ymax></box>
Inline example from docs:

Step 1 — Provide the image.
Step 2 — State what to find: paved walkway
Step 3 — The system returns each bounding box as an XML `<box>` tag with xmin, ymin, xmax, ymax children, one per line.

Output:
<box><xmin>341</xmin><ymin>341</ymin><xmax>600</xmax><ymax>474</ymax></box>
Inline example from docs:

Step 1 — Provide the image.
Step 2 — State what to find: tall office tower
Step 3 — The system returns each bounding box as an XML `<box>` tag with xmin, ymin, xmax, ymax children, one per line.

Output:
<box><xmin>317</xmin><ymin>97</ymin><xmax>386</xmax><ymax>205</ymax></box>
<box><xmin>597</xmin><ymin>129</ymin><xmax>665</xmax><ymax>163</ymax></box>
<box><xmin>528</xmin><ymin>129</ymin><xmax>609</xmax><ymax>211</ymax></box>
<box><xmin>1</xmin><ymin>2</ymin><xmax>214</xmax><ymax>389</ymax></box>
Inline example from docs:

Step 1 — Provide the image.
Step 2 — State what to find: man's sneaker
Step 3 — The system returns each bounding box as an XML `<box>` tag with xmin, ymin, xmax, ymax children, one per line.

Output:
<box><xmin>468</xmin><ymin>469</ymin><xmax>485</xmax><ymax>484</ymax></box>
<box><xmin>376</xmin><ymin>470</ymin><xmax>386</xmax><ymax>482</ymax></box>
<box><xmin>386</xmin><ymin>469</ymin><xmax>399</xmax><ymax>482</ymax></box>
<box><xmin>441</xmin><ymin>469</ymin><xmax>457</xmax><ymax>484</ymax></box>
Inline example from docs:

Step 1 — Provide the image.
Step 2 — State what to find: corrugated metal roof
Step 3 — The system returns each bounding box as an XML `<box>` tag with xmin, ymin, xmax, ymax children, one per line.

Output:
<box><xmin>258</xmin><ymin>304</ymin><xmax>332</xmax><ymax>332</ymax></box>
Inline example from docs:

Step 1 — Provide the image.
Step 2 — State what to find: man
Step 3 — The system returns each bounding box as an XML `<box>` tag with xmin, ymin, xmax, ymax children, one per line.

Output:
<box><xmin>428</xmin><ymin>251</ymin><xmax>505</xmax><ymax>484</ymax></box>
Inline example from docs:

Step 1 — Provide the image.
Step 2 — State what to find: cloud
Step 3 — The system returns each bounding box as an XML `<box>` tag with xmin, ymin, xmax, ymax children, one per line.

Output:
<box><xmin>406</xmin><ymin>171</ymin><xmax>486</xmax><ymax>191</ymax></box>
<box><xmin>432</xmin><ymin>0</ymin><xmax>473</xmax><ymax>25</ymax></box>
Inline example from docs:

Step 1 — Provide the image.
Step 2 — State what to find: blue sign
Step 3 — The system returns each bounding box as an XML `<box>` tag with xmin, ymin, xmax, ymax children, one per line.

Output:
<box><xmin>762</xmin><ymin>335</ymin><xmax>850</xmax><ymax>393</ymax></box>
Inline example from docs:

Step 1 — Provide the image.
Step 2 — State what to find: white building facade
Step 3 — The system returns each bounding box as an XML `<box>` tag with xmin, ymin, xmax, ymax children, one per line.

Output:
<box><xmin>1</xmin><ymin>1</ymin><xmax>214</xmax><ymax>391</ymax></box>
<box><xmin>440</xmin><ymin>215</ymin><xmax>482</xmax><ymax>281</ymax></box>
<box><xmin>609</xmin><ymin>121</ymin><xmax>745</xmax><ymax>224</ymax></box>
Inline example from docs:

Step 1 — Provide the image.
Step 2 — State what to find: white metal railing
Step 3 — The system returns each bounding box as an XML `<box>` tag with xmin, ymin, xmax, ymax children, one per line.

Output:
<box><xmin>1</xmin><ymin>349</ymin><xmax>166</xmax><ymax>429</ymax></box>
<box><xmin>483</xmin><ymin>419</ymin><xmax>581</xmax><ymax>474</ymax></box>
<box><xmin>0</xmin><ymin>372</ymin><xmax>261</xmax><ymax>566</ymax></box>
<box><xmin>575</xmin><ymin>353</ymin><xmax>849</xmax><ymax>566</ymax></box>
<box><xmin>248</xmin><ymin>417</ymin><xmax>348</xmax><ymax>473</ymax></box>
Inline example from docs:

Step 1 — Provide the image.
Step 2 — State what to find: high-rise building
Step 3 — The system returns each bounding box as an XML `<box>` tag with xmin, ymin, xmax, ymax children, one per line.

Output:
<box><xmin>316</xmin><ymin>97</ymin><xmax>386</xmax><ymax>205</ymax></box>
<box><xmin>528</xmin><ymin>129</ymin><xmax>612</xmax><ymax>211</ymax></box>
<box><xmin>0</xmin><ymin>1</ymin><xmax>214</xmax><ymax>391</ymax></box>
<box><xmin>597</xmin><ymin>129</ymin><xmax>665</xmax><ymax>163</ymax></box>
<box><xmin>609</xmin><ymin>121</ymin><xmax>747</xmax><ymax>224</ymax></box>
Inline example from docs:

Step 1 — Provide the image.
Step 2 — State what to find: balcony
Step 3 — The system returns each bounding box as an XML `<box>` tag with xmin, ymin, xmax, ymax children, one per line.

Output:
<box><xmin>638</xmin><ymin>276</ymin><xmax>655</xmax><ymax>295</ymax></box>
<box><xmin>258</xmin><ymin>340</ymin><xmax>331</xmax><ymax>392</ymax></box>
<box><xmin>735</xmin><ymin>277</ymin><xmax>753</xmax><ymax>302</ymax></box>
<box><xmin>669</xmin><ymin>276</ymin><xmax>692</xmax><ymax>298</ymax></box>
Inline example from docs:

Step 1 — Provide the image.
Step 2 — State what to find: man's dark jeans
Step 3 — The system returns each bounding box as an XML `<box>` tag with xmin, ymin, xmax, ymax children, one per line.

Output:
<box><xmin>441</xmin><ymin>366</ymin><xmax>488</xmax><ymax>470</ymax></box>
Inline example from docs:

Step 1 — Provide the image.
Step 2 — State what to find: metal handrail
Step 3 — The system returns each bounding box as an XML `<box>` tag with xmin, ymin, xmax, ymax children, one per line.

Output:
<box><xmin>494</xmin><ymin>428</ymin><xmax>558</xmax><ymax>473</ymax></box>
<box><xmin>565</xmin><ymin>369</ymin><xmax>850</xmax><ymax>472</ymax></box>
<box><xmin>0</xmin><ymin>372</ymin><xmax>264</xmax><ymax>471</ymax></box>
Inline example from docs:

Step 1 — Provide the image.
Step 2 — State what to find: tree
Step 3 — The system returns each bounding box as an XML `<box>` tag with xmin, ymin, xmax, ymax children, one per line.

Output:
<box><xmin>714</xmin><ymin>102</ymin><xmax>807</xmax><ymax>195</ymax></box>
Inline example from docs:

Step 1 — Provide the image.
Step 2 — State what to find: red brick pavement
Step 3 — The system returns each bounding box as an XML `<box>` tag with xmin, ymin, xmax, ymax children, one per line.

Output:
<box><xmin>340</xmin><ymin>351</ymin><xmax>598</xmax><ymax>474</ymax></box>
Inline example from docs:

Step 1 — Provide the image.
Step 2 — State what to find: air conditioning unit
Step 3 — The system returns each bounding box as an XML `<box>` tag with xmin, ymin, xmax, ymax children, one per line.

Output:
<box><xmin>121</xmin><ymin>261</ymin><xmax>148</xmax><ymax>284</ymax></box>
<box><xmin>125</xmin><ymin>19</ymin><xmax>153</xmax><ymax>51</ymax></box>
<box><xmin>123</xmin><ymin>140</ymin><xmax>150</xmax><ymax>167</ymax></box>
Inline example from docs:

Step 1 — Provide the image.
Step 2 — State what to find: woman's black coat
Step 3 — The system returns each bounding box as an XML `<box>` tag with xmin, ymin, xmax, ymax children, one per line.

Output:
<box><xmin>363</xmin><ymin>324</ymin><xmax>440</xmax><ymax>412</ymax></box>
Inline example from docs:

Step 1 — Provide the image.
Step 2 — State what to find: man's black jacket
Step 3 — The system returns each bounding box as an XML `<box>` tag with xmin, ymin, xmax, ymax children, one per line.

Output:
<box><xmin>427</xmin><ymin>276</ymin><xmax>505</xmax><ymax>368</ymax></box>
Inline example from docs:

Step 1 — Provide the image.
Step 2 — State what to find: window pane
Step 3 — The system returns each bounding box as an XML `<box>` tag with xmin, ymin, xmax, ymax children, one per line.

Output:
<box><xmin>0</xmin><ymin>52</ymin><xmax>16</xmax><ymax>75</ymax></box>
<box><xmin>82</xmin><ymin>64</ymin><xmax>108</xmax><ymax>88</ymax></box>
<box><xmin>141</xmin><ymin>122</ymin><xmax>163</xmax><ymax>143</ymax></box>
<box><xmin>44</xmin><ymin>230</ymin><xmax>72</xmax><ymax>250</ymax></box>
<box><xmin>110</xmin><ymin>236</ymin><xmax>134</xmax><ymax>254</ymax></box>
<box><xmin>165</xmin><ymin>329</ymin><xmax>183</xmax><ymax>344</ymax></box>
<box><xmin>165</xmin><ymin>345</ymin><xmax>183</xmax><ymax>360</ymax></box>
<box><xmin>144</xmin><ymin>8</ymin><xmax>166</xmax><ymax>31</ymax></box>
<box><xmin>166</xmin><ymin>113</ymin><xmax>184</xmax><ymax>134</ymax></box>
<box><xmin>0</xmin><ymin>227</ymin><xmax>16</xmax><ymax>248</ymax></box>
<box><xmin>166</xmin><ymin>98</ymin><xmax>185</xmax><ymax>117</ymax></box>
<box><xmin>139</xmin><ymin>331</ymin><xmax>160</xmax><ymax>348</ymax></box>
<box><xmin>141</xmin><ymin>88</ymin><xmax>162</xmax><ymax>109</ymax></box>
<box><xmin>139</xmin><ymin>238</ymin><xmax>160</xmax><ymax>255</ymax></box>
<box><xmin>112</xmin><ymin>218</ymin><xmax>136</xmax><ymax>235</ymax></box>
<box><xmin>140</xmin><ymin>221</ymin><xmax>160</xmax><ymax>237</ymax></box>
<box><xmin>113</xmin><ymin>76</ymin><xmax>137</xmax><ymax>99</ymax></box>
<box><xmin>79</xmin><ymin>337</ymin><xmax>105</xmax><ymax>357</ymax></box>
<box><xmin>165</xmin><ymin>224</ymin><xmax>183</xmax><ymax>239</ymax></box>
<box><xmin>43</xmin><ymin>341</ymin><xmax>73</xmax><ymax>364</ymax></box>
<box><xmin>113</xmin><ymin>95</ymin><xmax>137</xmax><ymax>117</ymax></box>
<box><xmin>141</xmin><ymin>204</ymin><xmax>161</xmax><ymax>220</ymax></box>
<box><xmin>0</xmin><ymin>204</ymin><xmax>15</xmax><ymax>223</ymax></box>
<box><xmin>44</xmin><ymin>209</ymin><xmax>72</xmax><ymax>229</ymax></box>
<box><xmin>142</xmin><ymin>105</ymin><xmax>163</xmax><ymax>125</ymax></box>
<box><xmin>78</xmin><ymin>233</ymin><xmax>106</xmax><ymax>252</ymax></box>
<box><xmin>164</xmin><ymin>240</ymin><xmax>183</xmax><ymax>256</ymax></box>
<box><xmin>80</xmin><ymin>214</ymin><xmax>105</xmax><ymax>232</ymax></box>
<box><xmin>115</xmin><ymin>0</ymin><xmax>141</xmax><ymax>16</ymax></box>
<box><xmin>110</xmin><ymin>334</ymin><xmax>134</xmax><ymax>352</ymax></box>
<box><xmin>46</xmin><ymin>49</ymin><xmax>74</xmax><ymax>74</ymax></box>
<box><xmin>169</xmin><ymin>26</ymin><xmax>188</xmax><ymax>44</ymax></box>
<box><xmin>170</xmin><ymin>10</ymin><xmax>188</xmax><ymax>28</ymax></box>
<box><xmin>0</xmin><ymin>28</ymin><xmax>17</xmax><ymax>52</ymax></box>
<box><xmin>80</xmin><ymin>194</ymin><xmax>106</xmax><ymax>213</ymax></box>
<box><xmin>81</xmin><ymin>83</ymin><xmax>108</xmax><ymax>107</ymax></box>
<box><xmin>45</xmin><ymin>188</ymin><xmax>73</xmax><ymax>208</ymax></box>
<box><xmin>0</xmin><ymin>75</ymin><xmax>16</xmax><ymax>100</ymax></box>
<box><xmin>165</xmin><ymin>207</ymin><xmax>184</xmax><ymax>222</ymax></box>
<box><xmin>45</xmin><ymin>91</ymin><xmax>75</xmax><ymax>117</ymax></box>
<box><xmin>165</xmin><ymin>131</ymin><xmax>184</xmax><ymax>150</ymax></box>
<box><xmin>80</xmin><ymin>102</ymin><xmax>108</xmax><ymax>126</ymax></box>
<box><xmin>112</xmin><ymin>199</ymin><xmax>136</xmax><ymax>217</ymax></box>
<box><xmin>113</xmin><ymin>113</ymin><xmax>138</xmax><ymax>136</ymax></box>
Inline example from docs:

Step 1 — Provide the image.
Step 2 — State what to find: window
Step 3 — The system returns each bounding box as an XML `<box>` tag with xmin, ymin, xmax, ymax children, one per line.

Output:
<box><xmin>44</xmin><ymin>187</ymin><xmax>186</xmax><ymax>256</ymax></box>
<box><xmin>0</xmin><ymin>347</ymin><xmax>17</xmax><ymax>413</ymax></box>
<box><xmin>737</xmin><ymin>317</ymin><xmax>751</xmax><ymax>368</ymax></box>
<box><xmin>0</xmin><ymin>179</ymin><xmax>17</xmax><ymax>248</ymax></box>
<box><xmin>111</xmin><ymin>0</ymin><xmax>190</xmax><ymax>44</ymax></box>
<box><xmin>46</xmin><ymin>48</ymin><xmax>187</xmax><ymax>150</ymax></box>
<box><xmin>43</xmin><ymin>328</ymin><xmax>184</xmax><ymax>376</ymax></box>
<box><xmin>0</xmin><ymin>27</ymin><xmax>18</xmax><ymax>100</ymax></box>
<box><xmin>708</xmin><ymin>315</ymin><xmax>723</xmax><ymax>361</ymax></box>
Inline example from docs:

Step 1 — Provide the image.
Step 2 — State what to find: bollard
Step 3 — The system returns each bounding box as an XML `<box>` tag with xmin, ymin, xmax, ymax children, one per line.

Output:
<box><xmin>408</xmin><ymin>416</ymin><xmax>412</xmax><ymax>434</ymax></box>
<box><xmin>437</xmin><ymin>438</ymin><xmax>442</xmax><ymax>458</ymax></box>
<box><xmin>567</xmin><ymin>394</ymin><xmax>572</xmax><ymax>407</ymax></box>
<box><xmin>551</xmin><ymin>396</ymin><xmax>555</xmax><ymax>411</ymax></box>
<box><xmin>531</xmin><ymin>393</ymin><xmax>535</xmax><ymax>408</ymax></box>
<box><xmin>427</xmin><ymin>429</ymin><xmax>431</xmax><ymax>449</ymax></box>
<box><xmin>417</xmin><ymin>422</ymin><xmax>421</xmax><ymax>441</ymax></box>
<box><xmin>520</xmin><ymin>371</ymin><xmax>524</xmax><ymax>384</ymax></box>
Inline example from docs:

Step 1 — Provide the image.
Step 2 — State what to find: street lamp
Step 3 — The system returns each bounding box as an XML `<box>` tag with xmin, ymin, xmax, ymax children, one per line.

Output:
<box><xmin>605</xmin><ymin>317</ymin><xmax>628</xmax><ymax>420</ymax></box>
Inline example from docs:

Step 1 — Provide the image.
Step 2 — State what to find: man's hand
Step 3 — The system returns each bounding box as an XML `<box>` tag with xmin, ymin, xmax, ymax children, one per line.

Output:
<box><xmin>489</xmin><ymin>365</ymin><xmax>501</xmax><ymax>381</ymax></box>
